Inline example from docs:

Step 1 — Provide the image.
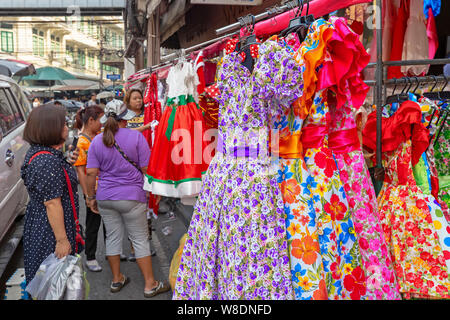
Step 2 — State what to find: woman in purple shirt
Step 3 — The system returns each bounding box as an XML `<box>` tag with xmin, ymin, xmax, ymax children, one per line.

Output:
<box><xmin>86</xmin><ymin>100</ymin><xmax>170</xmax><ymax>297</ymax></box>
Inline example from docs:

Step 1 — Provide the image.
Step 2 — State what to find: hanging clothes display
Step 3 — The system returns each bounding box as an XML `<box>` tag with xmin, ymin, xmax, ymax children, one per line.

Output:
<box><xmin>363</xmin><ymin>100</ymin><xmax>450</xmax><ymax>299</ymax></box>
<box><xmin>401</xmin><ymin>0</ymin><xmax>430</xmax><ymax>76</ymax></box>
<box><xmin>142</xmin><ymin>73</ymin><xmax>163</xmax><ymax>216</ymax></box>
<box><xmin>322</xmin><ymin>17</ymin><xmax>401</xmax><ymax>299</ymax></box>
<box><xmin>144</xmin><ymin>61</ymin><xmax>210</xmax><ymax>199</ymax></box>
<box><xmin>272</xmin><ymin>19</ymin><xmax>372</xmax><ymax>301</ymax></box>
<box><xmin>387</xmin><ymin>0</ymin><xmax>410</xmax><ymax>79</ymax></box>
<box><xmin>173</xmin><ymin>40</ymin><xmax>303</xmax><ymax>300</ymax></box>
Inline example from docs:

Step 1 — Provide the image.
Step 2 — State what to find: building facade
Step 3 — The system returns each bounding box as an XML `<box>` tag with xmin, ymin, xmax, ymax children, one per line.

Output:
<box><xmin>0</xmin><ymin>16</ymin><xmax>124</xmax><ymax>81</ymax></box>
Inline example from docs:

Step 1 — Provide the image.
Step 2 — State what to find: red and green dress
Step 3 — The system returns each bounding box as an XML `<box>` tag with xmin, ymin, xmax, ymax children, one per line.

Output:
<box><xmin>144</xmin><ymin>62</ymin><xmax>210</xmax><ymax>199</ymax></box>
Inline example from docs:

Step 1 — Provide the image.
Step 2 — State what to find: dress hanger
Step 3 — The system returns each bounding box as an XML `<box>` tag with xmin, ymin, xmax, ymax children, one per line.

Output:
<box><xmin>237</xmin><ymin>15</ymin><xmax>258</xmax><ymax>73</ymax></box>
<box><xmin>279</xmin><ymin>0</ymin><xmax>304</xmax><ymax>38</ymax></box>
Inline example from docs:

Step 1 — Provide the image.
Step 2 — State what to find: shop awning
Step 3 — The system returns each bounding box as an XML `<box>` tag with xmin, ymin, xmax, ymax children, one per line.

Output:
<box><xmin>22</xmin><ymin>66</ymin><xmax>76</xmax><ymax>81</ymax></box>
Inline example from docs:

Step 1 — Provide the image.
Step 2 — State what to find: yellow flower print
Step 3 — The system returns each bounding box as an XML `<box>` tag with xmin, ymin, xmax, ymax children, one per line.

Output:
<box><xmin>298</xmin><ymin>276</ymin><xmax>313</xmax><ymax>291</ymax></box>
<box><xmin>315</xmin><ymin>183</ymin><xmax>327</xmax><ymax>197</ymax></box>
<box><xmin>287</xmin><ymin>223</ymin><xmax>302</xmax><ymax>236</ymax></box>
<box><xmin>343</xmin><ymin>263</ymin><xmax>353</xmax><ymax>274</ymax></box>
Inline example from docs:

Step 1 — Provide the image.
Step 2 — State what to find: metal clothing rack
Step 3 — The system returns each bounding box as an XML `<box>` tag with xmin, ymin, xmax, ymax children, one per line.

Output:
<box><xmin>369</xmin><ymin>0</ymin><xmax>450</xmax><ymax>194</ymax></box>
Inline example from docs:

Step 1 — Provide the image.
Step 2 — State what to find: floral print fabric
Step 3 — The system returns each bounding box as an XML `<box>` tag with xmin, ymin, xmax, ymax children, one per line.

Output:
<box><xmin>173</xmin><ymin>40</ymin><xmax>303</xmax><ymax>300</ymax></box>
<box><xmin>330</xmin><ymin>99</ymin><xmax>401</xmax><ymax>300</ymax></box>
<box><xmin>378</xmin><ymin>139</ymin><xmax>450</xmax><ymax>299</ymax></box>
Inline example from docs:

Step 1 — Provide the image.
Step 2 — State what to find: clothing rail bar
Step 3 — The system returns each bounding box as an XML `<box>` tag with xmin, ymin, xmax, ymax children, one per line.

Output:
<box><xmin>364</xmin><ymin>75</ymin><xmax>448</xmax><ymax>87</ymax></box>
<box><xmin>160</xmin><ymin>32</ymin><xmax>238</xmax><ymax>63</ymax></box>
<box><xmin>215</xmin><ymin>0</ymin><xmax>314</xmax><ymax>35</ymax></box>
<box><xmin>366</xmin><ymin>58</ymin><xmax>450</xmax><ymax>68</ymax></box>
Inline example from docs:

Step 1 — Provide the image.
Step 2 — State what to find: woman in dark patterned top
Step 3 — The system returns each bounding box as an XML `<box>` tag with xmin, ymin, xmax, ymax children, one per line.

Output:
<box><xmin>21</xmin><ymin>104</ymin><xmax>80</xmax><ymax>284</ymax></box>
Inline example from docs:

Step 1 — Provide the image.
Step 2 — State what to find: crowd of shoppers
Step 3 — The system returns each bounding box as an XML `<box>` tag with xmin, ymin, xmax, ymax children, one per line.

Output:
<box><xmin>20</xmin><ymin>96</ymin><xmax>170</xmax><ymax>298</ymax></box>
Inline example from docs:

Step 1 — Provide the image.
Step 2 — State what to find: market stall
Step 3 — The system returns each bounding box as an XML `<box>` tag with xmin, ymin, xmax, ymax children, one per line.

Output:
<box><xmin>126</xmin><ymin>0</ymin><xmax>449</xmax><ymax>300</ymax></box>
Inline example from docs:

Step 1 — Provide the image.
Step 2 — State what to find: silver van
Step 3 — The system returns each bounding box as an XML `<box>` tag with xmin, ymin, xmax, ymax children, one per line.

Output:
<box><xmin>0</xmin><ymin>75</ymin><xmax>32</xmax><ymax>243</ymax></box>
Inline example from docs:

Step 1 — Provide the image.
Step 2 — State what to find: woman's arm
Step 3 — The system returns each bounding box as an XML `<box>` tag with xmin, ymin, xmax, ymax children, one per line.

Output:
<box><xmin>86</xmin><ymin>168</ymin><xmax>100</xmax><ymax>213</ymax></box>
<box><xmin>44</xmin><ymin>197</ymin><xmax>72</xmax><ymax>259</ymax></box>
<box><xmin>131</xmin><ymin>122</ymin><xmax>151</xmax><ymax>133</ymax></box>
<box><xmin>75</xmin><ymin>166</ymin><xmax>88</xmax><ymax>198</ymax></box>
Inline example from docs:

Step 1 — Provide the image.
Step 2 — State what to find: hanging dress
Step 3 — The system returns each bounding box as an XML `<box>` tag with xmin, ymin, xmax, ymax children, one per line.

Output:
<box><xmin>320</xmin><ymin>17</ymin><xmax>401</xmax><ymax>300</ymax></box>
<box><xmin>144</xmin><ymin>62</ymin><xmax>210</xmax><ymax>199</ymax></box>
<box><xmin>294</xmin><ymin>18</ymin><xmax>367</xmax><ymax>300</ymax></box>
<box><xmin>270</xmin><ymin>22</ymin><xmax>335</xmax><ymax>300</ymax></box>
<box><xmin>364</xmin><ymin>100</ymin><xmax>450</xmax><ymax>299</ymax></box>
<box><xmin>401</xmin><ymin>0</ymin><xmax>430</xmax><ymax>76</ymax></box>
<box><xmin>173</xmin><ymin>40</ymin><xmax>303</xmax><ymax>300</ymax></box>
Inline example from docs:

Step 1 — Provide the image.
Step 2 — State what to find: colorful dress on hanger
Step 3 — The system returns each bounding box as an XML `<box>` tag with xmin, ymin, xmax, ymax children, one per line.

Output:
<box><xmin>321</xmin><ymin>20</ymin><xmax>399</xmax><ymax>300</ymax></box>
<box><xmin>173</xmin><ymin>40</ymin><xmax>303</xmax><ymax>300</ymax></box>
<box><xmin>329</xmin><ymin>96</ymin><xmax>401</xmax><ymax>300</ymax></box>
<box><xmin>364</xmin><ymin>100</ymin><xmax>450</xmax><ymax>299</ymax></box>
<box><xmin>144</xmin><ymin>62</ymin><xmax>210</xmax><ymax>199</ymax></box>
<box><xmin>291</xmin><ymin>18</ymin><xmax>367</xmax><ymax>300</ymax></box>
<box><xmin>269</xmin><ymin>23</ymin><xmax>334</xmax><ymax>300</ymax></box>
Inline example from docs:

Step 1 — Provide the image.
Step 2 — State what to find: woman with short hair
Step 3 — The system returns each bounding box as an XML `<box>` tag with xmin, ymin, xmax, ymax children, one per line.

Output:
<box><xmin>21</xmin><ymin>104</ymin><xmax>82</xmax><ymax>284</ymax></box>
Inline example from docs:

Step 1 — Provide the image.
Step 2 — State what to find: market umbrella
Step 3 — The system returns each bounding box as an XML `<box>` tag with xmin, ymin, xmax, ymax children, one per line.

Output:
<box><xmin>97</xmin><ymin>91</ymin><xmax>115</xmax><ymax>99</ymax></box>
<box><xmin>22</xmin><ymin>66</ymin><xmax>76</xmax><ymax>82</ymax></box>
<box><xmin>43</xmin><ymin>99</ymin><xmax>83</xmax><ymax>113</ymax></box>
<box><xmin>0</xmin><ymin>59</ymin><xmax>36</xmax><ymax>77</ymax></box>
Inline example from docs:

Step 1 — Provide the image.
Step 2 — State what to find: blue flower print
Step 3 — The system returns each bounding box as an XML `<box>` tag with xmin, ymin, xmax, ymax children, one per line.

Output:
<box><xmin>318</xmin><ymin>227</ymin><xmax>332</xmax><ymax>244</ymax></box>
<box><xmin>339</xmin><ymin>220</ymin><xmax>357</xmax><ymax>244</ymax></box>
<box><xmin>278</xmin><ymin>165</ymin><xmax>293</xmax><ymax>183</ymax></box>
<box><xmin>322</xmin><ymin>260</ymin><xmax>330</xmax><ymax>273</ymax></box>
<box><xmin>291</xmin><ymin>263</ymin><xmax>307</xmax><ymax>283</ymax></box>
<box><xmin>301</xmin><ymin>176</ymin><xmax>317</xmax><ymax>195</ymax></box>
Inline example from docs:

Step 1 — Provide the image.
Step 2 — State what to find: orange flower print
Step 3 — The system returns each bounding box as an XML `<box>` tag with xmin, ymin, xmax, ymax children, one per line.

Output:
<box><xmin>281</xmin><ymin>179</ymin><xmax>301</xmax><ymax>204</ymax></box>
<box><xmin>313</xmin><ymin>279</ymin><xmax>328</xmax><ymax>300</ymax></box>
<box><xmin>291</xmin><ymin>236</ymin><xmax>320</xmax><ymax>265</ymax></box>
<box><xmin>324</xmin><ymin>194</ymin><xmax>347</xmax><ymax>221</ymax></box>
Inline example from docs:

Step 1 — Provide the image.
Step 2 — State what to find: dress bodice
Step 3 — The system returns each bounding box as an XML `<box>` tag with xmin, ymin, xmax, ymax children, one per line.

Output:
<box><xmin>216</xmin><ymin>40</ymin><xmax>303</xmax><ymax>160</ymax></box>
<box><xmin>166</xmin><ymin>61</ymin><xmax>199</xmax><ymax>99</ymax></box>
<box><xmin>383</xmin><ymin>139</ymin><xmax>418</xmax><ymax>186</ymax></box>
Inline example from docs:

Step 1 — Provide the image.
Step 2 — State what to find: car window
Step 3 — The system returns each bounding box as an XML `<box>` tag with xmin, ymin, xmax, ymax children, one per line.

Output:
<box><xmin>0</xmin><ymin>88</ymin><xmax>20</xmax><ymax>135</ymax></box>
<box><xmin>4</xmin><ymin>88</ymin><xmax>25</xmax><ymax>126</ymax></box>
<box><xmin>9</xmin><ymin>83</ymin><xmax>31</xmax><ymax>118</ymax></box>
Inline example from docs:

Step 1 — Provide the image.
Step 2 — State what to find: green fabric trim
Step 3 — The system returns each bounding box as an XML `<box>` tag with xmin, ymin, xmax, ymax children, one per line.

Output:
<box><xmin>145</xmin><ymin>172</ymin><xmax>206</xmax><ymax>187</ymax></box>
<box><xmin>165</xmin><ymin>106</ymin><xmax>177</xmax><ymax>141</ymax></box>
<box><xmin>439</xmin><ymin>175</ymin><xmax>450</xmax><ymax>190</ymax></box>
<box><xmin>164</xmin><ymin>95</ymin><xmax>197</xmax><ymax>140</ymax></box>
<box><xmin>413</xmin><ymin>157</ymin><xmax>430</xmax><ymax>194</ymax></box>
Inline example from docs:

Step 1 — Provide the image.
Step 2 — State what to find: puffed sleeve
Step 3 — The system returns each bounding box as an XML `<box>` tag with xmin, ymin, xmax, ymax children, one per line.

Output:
<box><xmin>253</xmin><ymin>40</ymin><xmax>303</xmax><ymax>103</ymax></box>
<box><xmin>32</xmin><ymin>155</ymin><xmax>65</xmax><ymax>202</ymax></box>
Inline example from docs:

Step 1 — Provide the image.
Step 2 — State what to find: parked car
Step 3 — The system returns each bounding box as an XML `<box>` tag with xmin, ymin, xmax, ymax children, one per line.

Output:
<box><xmin>0</xmin><ymin>74</ymin><xmax>32</xmax><ymax>243</ymax></box>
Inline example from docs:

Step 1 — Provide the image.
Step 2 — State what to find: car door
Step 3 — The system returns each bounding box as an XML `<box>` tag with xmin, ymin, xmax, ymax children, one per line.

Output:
<box><xmin>0</xmin><ymin>83</ymin><xmax>27</xmax><ymax>241</ymax></box>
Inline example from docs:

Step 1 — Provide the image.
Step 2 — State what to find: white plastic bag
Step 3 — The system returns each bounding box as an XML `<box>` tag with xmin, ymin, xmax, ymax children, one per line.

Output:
<box><xmin>26</xmin><ymin>253</ymin><xmax>78</xmax><ymax>300</ymax></box>
<box><xmin>64</xmin><ymin>256</ymin><xmax>90</xmax><ymax>300</ymax></box>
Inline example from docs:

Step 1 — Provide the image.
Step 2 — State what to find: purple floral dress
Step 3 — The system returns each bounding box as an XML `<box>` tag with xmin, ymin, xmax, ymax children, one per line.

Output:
<box><xmin>172</xmin><ymin>40</ymin><xmax>303</xmax><ymax>300</ymax></box>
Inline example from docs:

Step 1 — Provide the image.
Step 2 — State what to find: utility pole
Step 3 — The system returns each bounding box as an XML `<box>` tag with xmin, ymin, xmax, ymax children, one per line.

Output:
<box><xmin>147</xmin><ymin>4</ymin><xmax>160</xmax><ymax>66</ymax></box>
<box><xmin>135</xmin><ymin>0</ymin><xmax>147</xmax><ymax>71</ymax></box>
<box><xmin>99</xmin><ymin>21</ymin><xmax>104</xmax><ymax>90</ymax></box>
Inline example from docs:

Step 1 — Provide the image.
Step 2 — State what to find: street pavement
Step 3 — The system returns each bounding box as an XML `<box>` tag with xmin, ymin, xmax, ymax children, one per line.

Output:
<box><xmin>0</xmin><ymin>186</ymin><xmax>194</xmax><ymax>300</ymax></box>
